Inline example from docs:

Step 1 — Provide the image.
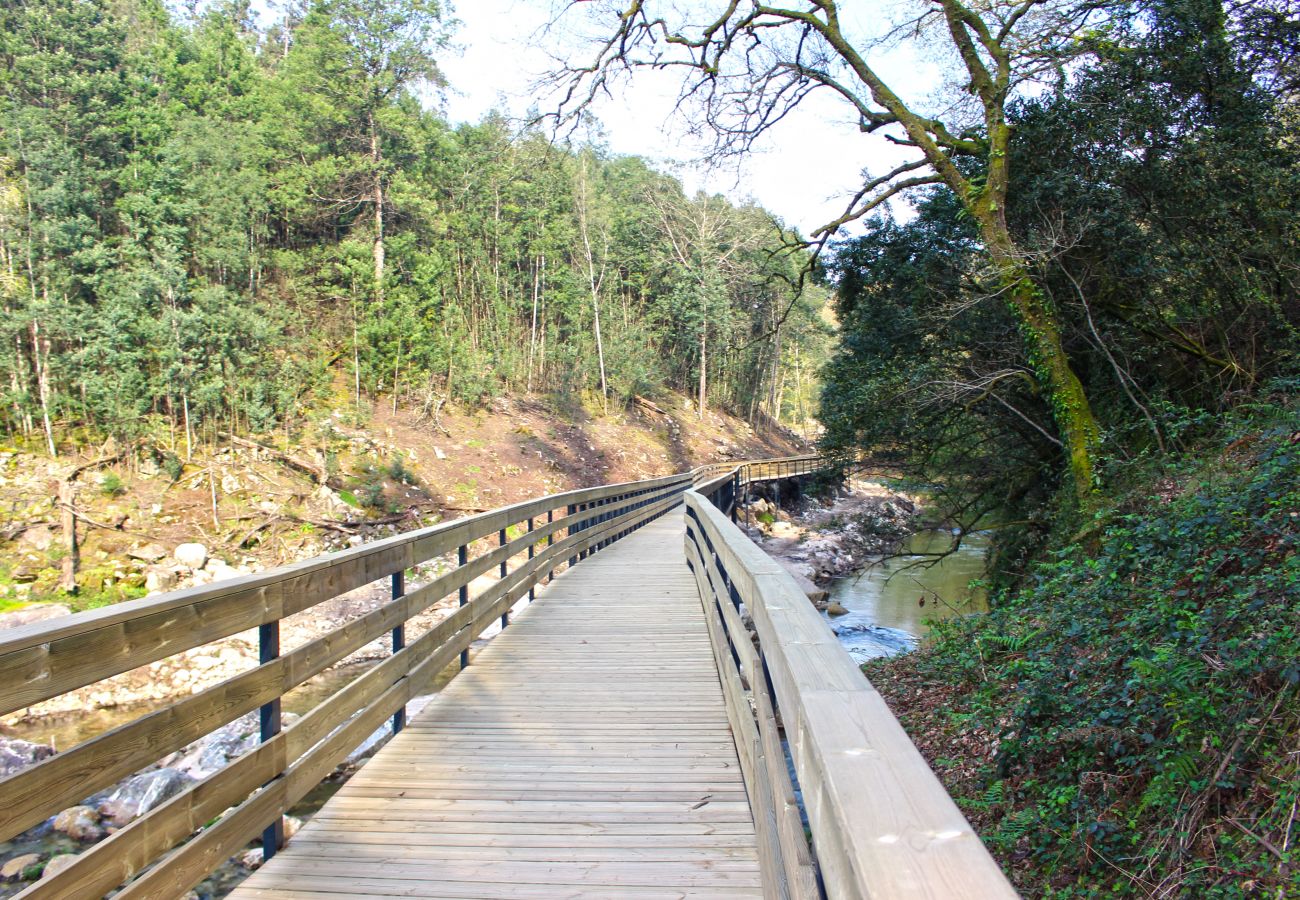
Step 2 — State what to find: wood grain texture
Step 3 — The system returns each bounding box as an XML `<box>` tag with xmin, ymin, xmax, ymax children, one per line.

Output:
<box><xmin>685</xmin><ymin>493</ymin><xmax>1018</xmax><ymax>900</ymax></box>
<box><xmin>229</xmin><ymin>511</ymin><xmax>763</xmax><ymax>900</ymax></box>
<box><xmin>0</xmin><ymin>474</ymin><xmax>691</xmax><ymax>717</ymax></box>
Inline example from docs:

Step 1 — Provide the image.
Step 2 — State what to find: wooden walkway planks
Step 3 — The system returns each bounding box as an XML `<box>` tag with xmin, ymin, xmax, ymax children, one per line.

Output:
<box><xmin>229</xmin><ymin>511</ymin><xmax>763</xmax><ymax>899</ymax></box>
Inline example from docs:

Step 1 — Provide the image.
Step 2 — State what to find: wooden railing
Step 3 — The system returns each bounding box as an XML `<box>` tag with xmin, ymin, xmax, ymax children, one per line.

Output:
<box><xmin>684</xmin><ymin>462</ymin><xmax>1018</xmax><ymax>900</ymax></box>
<box><xmin>0</xmin><ymin>471</ymin><xmax>690</xmax><ymax>898</ymax></box>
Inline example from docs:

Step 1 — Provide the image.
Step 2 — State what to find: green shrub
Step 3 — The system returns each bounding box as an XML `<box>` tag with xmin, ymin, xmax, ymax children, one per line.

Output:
<box><xmin>99</xmin><ymin>472</ymin><xmax>126</xmax><ymax>496</ymax></box>
<box><xmin>875</xmin><ymin>404</ymin><xmax>1300</xmax><ymax>897</ymax></box>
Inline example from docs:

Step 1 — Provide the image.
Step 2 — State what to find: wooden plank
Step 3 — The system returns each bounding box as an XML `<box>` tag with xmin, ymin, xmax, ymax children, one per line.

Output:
<box><xmin>230</xmin><ymin>512</ymin><xmax>762</xmax><ymax>899</ymax></box>
<box><xmin>685</xmin><ymin>493</ymin><xmax>1017</xmax><ymax>900</ymax></box>
<box><xmin>0</xmin><ymin>473</ymin><xmax>690</xmax><ymax>717</ymax></box>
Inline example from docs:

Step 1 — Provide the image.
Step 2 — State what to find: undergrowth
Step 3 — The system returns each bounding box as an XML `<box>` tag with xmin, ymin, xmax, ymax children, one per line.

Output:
<box><xmin>867</xmin><ymin>400</ymin><xmax>1300</xmax><ymax>897</ymax></box>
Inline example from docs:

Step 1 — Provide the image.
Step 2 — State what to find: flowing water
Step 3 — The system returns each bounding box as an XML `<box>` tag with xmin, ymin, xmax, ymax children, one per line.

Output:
<box><xmin>826</xmin><ymin>529</ymin><xmax>991</xmax><ymax>662</ymax></box>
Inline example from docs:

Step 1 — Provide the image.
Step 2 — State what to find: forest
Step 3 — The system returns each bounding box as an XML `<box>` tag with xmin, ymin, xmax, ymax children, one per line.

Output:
<box><xmin>548</xmin><ymin>0</ymin><xmax>1295</xmax><ymax>893</ymax></box>
<box><xmin>0</xmin><ymin>0</ymin><xmax>828</xmax><ymax>457</ymax></box>
<box><xmin>1</xmin><ymin>0</ymin><xmax>1298</xmax><ymax>895</ymax></box>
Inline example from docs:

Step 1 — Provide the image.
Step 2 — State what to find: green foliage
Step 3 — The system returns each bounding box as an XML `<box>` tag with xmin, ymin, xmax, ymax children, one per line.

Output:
<box><xmin>884</xmin><ymin>402</ymin><xmax>1300</xmax><ymax>896</ymax></box>
<box><xmin>99</xmin><ymin>472</ymin><xmax>126</xmax><ymax>497</ymax></box>
<box><xmin>0</xmin><ymin>0</ymin><xmax>826</xmax><ymax>450</ymax></box>
<box><xmin>820</xmin><ymin>0</ymin><xmax>1300</xmax><ymax>573</ymax></box>
<box><xmin>161</xmin><ymin>452</ymin><xmax>184</xmax><ymax>483</ymax></box>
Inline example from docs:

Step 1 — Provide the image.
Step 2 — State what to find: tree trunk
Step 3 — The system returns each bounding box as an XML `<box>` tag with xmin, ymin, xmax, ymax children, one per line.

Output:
<box><xmin>58</xmin><ymin>478</ymin><xmax>78</xmax><ymax>594</ymax></box>
<box><xmin>30</xmin><ymin>318</ymin><xmax>55</xmax><ymax>457</ymax></box>
<box><xmin>982</xmin><ymin>221</ymin><xmax>1100</xmax><ymax>504</ymax></box>
<box><xmin>370</xmin><ymin>114</ymin><xmax>385</xmax><ymax>308</ymax></box>
<box><xmin>528</xmin><ymin>254</ymin><xmax>540</xmax><ymax>393</ymax></box>
<box><xmin>592</xmin><ymin>288</ymin><xmax>609</xmax><ymax>414</ymax></box>
<box><xmin>697</xmin><ymin>323</ymin><xmax>707</xmax><ymax>419</ymax></box>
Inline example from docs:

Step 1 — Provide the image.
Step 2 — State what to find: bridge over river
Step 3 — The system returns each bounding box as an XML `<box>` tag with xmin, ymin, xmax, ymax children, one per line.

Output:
<box><xmin>0</xmin><ymin>457</ymin><xmax>1016</xmax><ymax>899</ymax></box>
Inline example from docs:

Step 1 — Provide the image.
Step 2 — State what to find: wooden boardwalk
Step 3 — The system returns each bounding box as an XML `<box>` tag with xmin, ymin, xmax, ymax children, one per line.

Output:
<box><xmin>229</xmin><ymin>510</ymin><xmax>763</xmax><ymax>899</ymax></box>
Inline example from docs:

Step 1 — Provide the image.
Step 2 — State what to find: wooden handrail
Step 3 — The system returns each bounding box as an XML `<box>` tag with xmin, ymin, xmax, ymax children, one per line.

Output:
<box><xmin>0</xmin><ymin>451</ymin><xmax>869</xmax><ymax>898</ymax></box>
<box><xmin>684</xmin><ymin>469</ymin><xmax>1018</xmax><ymax>900</ymax></box>
<box><xmin>2</xmin><ymin>471</ymin><xmax>689</xmax><ymax>899</ymax></box>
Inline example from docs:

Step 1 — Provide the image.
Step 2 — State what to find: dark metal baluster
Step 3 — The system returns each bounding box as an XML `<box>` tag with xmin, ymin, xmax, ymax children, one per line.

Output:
<box><xmin>391</xmin><ymin>570</ymin><xmax>406</xmax><ymax>734</ymax></box>
<box><xmin>547</xmin><ymin>509</ymin><xmax>555</xmax><ymax>582</ymax></box>
<box><xmin>258</xmin><ymin>621</ymin><xmax>284</xmax><ymax>861</ymax></box>
<box><xmin>458</xmin><ymin>544</ymin><xmax>469</xmax><ymax>669</ymax></box>
<box><xmin>499</xmin><ymin>527</ymin><xmax>509</xmax><ymax>628</ymax></box>
<box><xmin>527</xmin><ymin>517</ymin><xmax>536</xmax><ymax>601</ymax></box>
<box><xmin>567</xmin><ymin>504</ymin><xmax>577</xmax><ymax>568</ymax></box>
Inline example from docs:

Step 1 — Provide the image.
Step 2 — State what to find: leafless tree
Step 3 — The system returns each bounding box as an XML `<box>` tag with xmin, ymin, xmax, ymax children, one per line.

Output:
<box><xmin>543</xmin><ymin>0</ymin><xmax>1113</xmax><ymax>503</ymax></box>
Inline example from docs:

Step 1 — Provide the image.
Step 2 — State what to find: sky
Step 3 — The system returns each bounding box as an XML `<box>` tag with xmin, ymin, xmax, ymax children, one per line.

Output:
<box><xmin>436</xmin><ymin>1</ymin><xmax>942</xmax><ymax>236</ymax></box>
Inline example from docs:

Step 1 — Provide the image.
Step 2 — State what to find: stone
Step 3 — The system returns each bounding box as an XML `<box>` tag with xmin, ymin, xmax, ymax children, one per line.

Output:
<box><xmin>827</xmin><ymin>602</ymin><xmax>850</xmax><ymax>616</ymax></box>
<box><xmin>0</xmin><ymin>853</ymin><xmax>41</xmax><ymax>881</ymax></box>
<box><xmin>143</xmin><ymin>565</ymin><xmax>177</xmax><ymax>593</ymax></box>
<box><xmin>52</xmin><ymin>805</ymin><xmax>105</xmax><ymax>842</ymax></box>
<box><xmin>128</xmin><ymin>543</ymin><xmax>167</xmax><ymax>562</ymax></box>
<box><xmin>0</xmin><ymin>738</ymin><xmax>55</xmax><ymax>778</ymax></box>
<box><xmin>0</xmin><ymin>603</ymin><xmax>70</xmax><ymax>629</ymax></box>
<box><xmin>17</xmin><ymin>524</ymin><xmax>54</xmax><ymax>552</ymax></box>
<box><xmin>240</xmin><ymin>847</ymin><xmax>264</xmax><ymax>869</ymax></box>
<box><xmin>173</xmin><ymin>542</ymin><xmax>208</xmax><ymax>569</ymax></box>
<box><xmin>39</xmin><ymin>854</ymin><xmax>78</xmax><ymax>880</ymax></box>
<box><xmin>98</xmin><ymin>768</ymin><xmax>193</xmax><ymax>826</ymax></box>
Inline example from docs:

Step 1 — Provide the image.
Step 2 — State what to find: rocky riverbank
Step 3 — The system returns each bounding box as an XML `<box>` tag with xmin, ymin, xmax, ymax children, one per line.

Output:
<box><xmin>0</xmin><ymin>540</ymin><xmax>487</xmax><ymax>726</ymax></box>
<box><xmin>0</xmin><ymin>694</ymin><xmax>437</xmax><ymax>895</ymax></box>
<box><xmin>739</xmin><ymin>478</ymin><xmax>921</xmax><ymax>610</ymax></box>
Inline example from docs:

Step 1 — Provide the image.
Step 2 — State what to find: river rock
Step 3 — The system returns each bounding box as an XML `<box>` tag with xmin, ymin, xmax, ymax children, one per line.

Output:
<box><xmin>17</xmin><ymin>524</ymin><xmax>54</xmax><ymax>552</ymax></box>
<box><xmin>144</xmin><ymin>564</ymin><xmax>179</xmax><ymax>593</ymax></box>
<box><xmin>773</xmin><ymin>558</ymin><xmax>828</xmax><ymax>604</ymax></box>
<box><xmin>0</xmin><ymin>738</ymin><xmax>55</xmax><ymax>777</ymax></box>
<box><xmin>173</xmin><ymin>542</ymin><xmax>208</xmax><ymax>569</ymax></box>
<box><xmin>0</xmin><ymin>853</ymin><xmax>41</xmax><ymax>881</ymax></box>
<box><xmin>0</xmin><ymin>603</ymin><xmax>71</xmax><ymax>629</ymax></box>
<box><xmin>172</xmin><ymin>716</ymin><xmax>259</xmax><ymax>779</ymax></box>
<box><xmin>98</xmin><ymin>768</ymin><xmax>193</xmax><ymax>826</ymax></box>
<box><xmin>128</xmin><ymin>542</ymin><xmax>168</xmax><ymax>562</ymax></box>
<box><xmin>52</xmin><ymin>805</ymin><xmax>105</xmax><ymax>842</ymax></box>
<box><xmin>827</xmin><ymin>602</ymin><xmax>850</xmax><ymax>616</ymax></box>
<box><xmin>39</xmin><ymin>854</ymin><xmax>78</xmax><ymax>880</ymax></box>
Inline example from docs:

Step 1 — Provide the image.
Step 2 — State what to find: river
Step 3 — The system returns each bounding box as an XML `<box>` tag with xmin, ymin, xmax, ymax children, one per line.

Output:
<box><xmin>825</xmin><ymin>529</ymin><xmax>990</xmax><ymax>662</ymax></box>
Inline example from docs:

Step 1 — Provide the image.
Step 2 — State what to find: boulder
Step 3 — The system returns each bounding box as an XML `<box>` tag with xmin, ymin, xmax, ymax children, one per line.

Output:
<box><xmin>17</xmin><ymin>524</ymin><xmax>54</xmax><ymax>552</ymax></box>
<box><xmin>0</xmin><ymin>603</ymin><xmax>70</xmax><ymax>629</ymax></box>
<box><xmin>0</xmin><ymin>853</ymin><xmax>41</xmax><ymax>881</ymax></box>
<box><xmin>51</xmin><ymin>805</ymin><xmax>105</xmax><ymax>842</ymax></box>
<box><xmin>172</xmin><ymin>543</ymin><xmax>208</xmax><ymax>569</ymax></box>
<box><xmin>827</xmin><ymin>602</ymin><xmax>850</xmax><ymax>617</ymax></box>
<box><xmin>0</xmin><ymin>738</ymin><xmax>55</xmax><ymax>778</ymax></box>
<box><xmin>144</xmin><ymin>565</ymin><xmax>178</xmax><ymax>593</ymax></box>
<box><xmin>172</xmin><ymin>716</ymin><xmax>259</xmax><ymax>780</ymax></box>
<box><xmin>773</xmin><ymin>558</ymin><xmax>829</xmax><ymax>604</ymax></box>
<box><xmin>128</xmin><ymin>543</ymin><xmax>167</xmax><ymax>562</ymax></box>
<box><xmin>98</xmin><ymin>768</ymin><xmax>193</xmax><ymax>826</ymax></box>
<box><xmin>39</xmin><ymin>855</ymin><xmax>78</xmax><ymax>881</ymax></box>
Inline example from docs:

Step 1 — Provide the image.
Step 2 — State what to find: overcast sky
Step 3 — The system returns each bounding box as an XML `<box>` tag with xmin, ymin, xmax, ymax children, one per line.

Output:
<box><xmin>436</xmin><ymin>0</ymin><xmax>941</xmax><ymax>236</ymax></box>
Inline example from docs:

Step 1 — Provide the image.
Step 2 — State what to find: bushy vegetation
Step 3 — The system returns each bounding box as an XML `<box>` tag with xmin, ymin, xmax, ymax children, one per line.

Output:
<box><xmin>870</xmin><ymin>400</ymin><xmax>1300</xmax><ymax>896</ymax></box>
<box><xmin>818</xmin><ymin>0</ymin><xmax>1299</xmax><ymax>893</ymax></box>
<box><xmin>0</xmin><ymin>0</ymin><xmax>830</xmax><ymax>456</ymax></box>
<box><xmin>821</xmin><ymin>0</ymin><xmax>1299</xmax><ymax>568</ymax></box>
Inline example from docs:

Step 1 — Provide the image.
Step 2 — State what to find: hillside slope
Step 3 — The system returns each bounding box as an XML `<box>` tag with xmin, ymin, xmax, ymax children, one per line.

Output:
<box><xmin>0</xmin><ymin>392</ymin><xmax>806</xmax><ymax>615</ymax></box>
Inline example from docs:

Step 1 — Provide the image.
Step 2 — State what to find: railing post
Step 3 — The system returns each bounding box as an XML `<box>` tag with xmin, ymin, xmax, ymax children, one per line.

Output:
<box><xmin>391</xmin><ymin>570</ymin><xmax>406</xmax><ymax>735</ymax></box>
<box><xmin>730</xmin><ymin>472</ymin><xmax>739</xmax><ymax>523</ymax></box>
<box><xmin>527</xmin><ymin>516</ymin><xmax>535</xmax><ymax>601</ymax></box>
<box><xmin>458</xmin><ymin>543</ymin><xmax>469</xmax><ymax>669</ymax></box>
<box><xmin>547</xmin><ymin>509</ymin><xmax>555</xmax><ymax>582</ymax></box>
<box><xmin>499</xmin><ymin>527</ymin><xmax>509</xmax><ymax>628</ymax></box>
<box><xmin>258</xmin><ymin>621</ymin><xmax>284</xmax><ymax>861</ymax></box>
<box><xmin>567</xmin><ymin>503</ymin><xmax>578</xmax><ymax>567</ymax></box>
